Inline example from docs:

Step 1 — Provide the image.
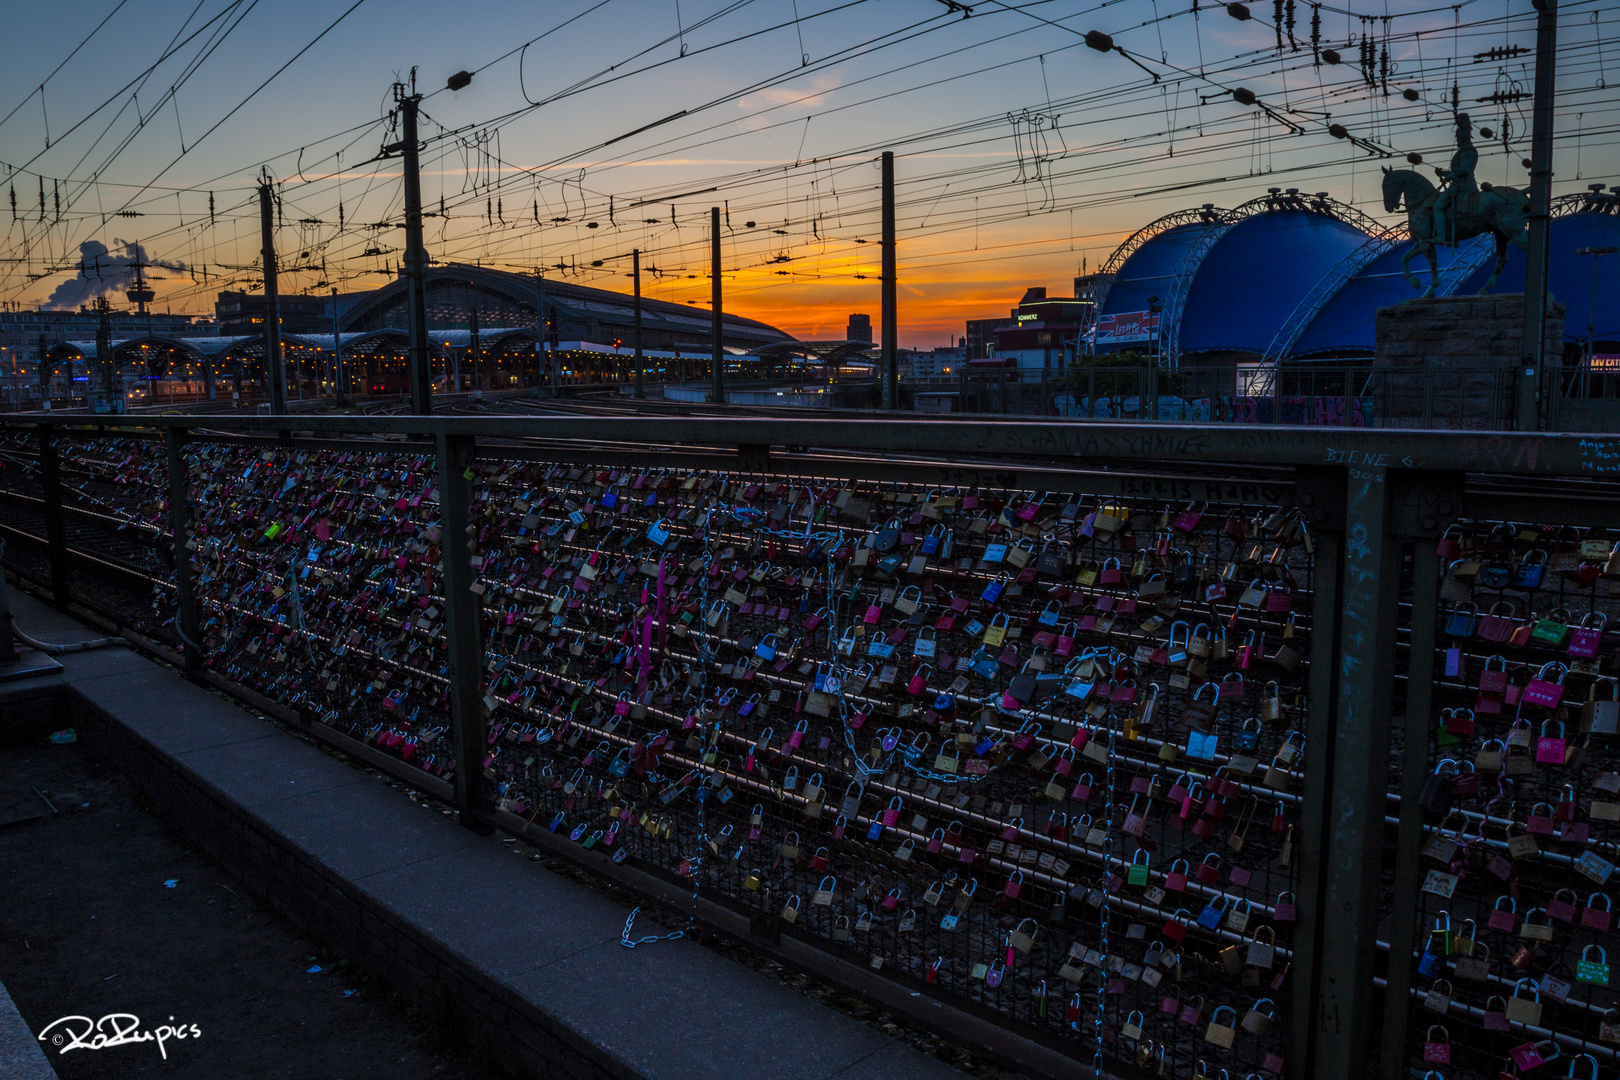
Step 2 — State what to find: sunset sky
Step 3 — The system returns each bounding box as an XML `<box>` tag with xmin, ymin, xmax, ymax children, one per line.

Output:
<box><xmin>2</xmin><ymin>0</ymin><xmax>1615</xmax><ymax>346</ymax></box>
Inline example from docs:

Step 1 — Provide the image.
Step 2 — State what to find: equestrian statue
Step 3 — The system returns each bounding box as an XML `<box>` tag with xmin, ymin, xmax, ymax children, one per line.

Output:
<box><xmin>1380</xmin><ymin>113</ymin><xmax>1531</xmax><ymax>297</ymax></box>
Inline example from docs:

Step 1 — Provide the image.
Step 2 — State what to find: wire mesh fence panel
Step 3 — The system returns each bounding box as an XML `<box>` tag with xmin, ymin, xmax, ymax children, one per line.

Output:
<box><xmin>1392</xmin><ymin>517</ymin><xmax>1620</xmax><ymax>1080</ymax></box>
<box><xmin>428</xmin><ymin>461</ymin><xmax>1308</xmax><ymax>1078</ymax></box>
<box><xmin>0</xmin><ymin>430</ymin><xmax>169</xmax><ymax>636</ymax></box>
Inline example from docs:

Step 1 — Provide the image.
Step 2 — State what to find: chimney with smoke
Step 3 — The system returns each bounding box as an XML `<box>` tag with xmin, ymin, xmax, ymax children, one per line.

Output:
<box><xmin>47</xmin><ymin>240</ymin><xmax>185</xmax><ymax>309</ymax></box>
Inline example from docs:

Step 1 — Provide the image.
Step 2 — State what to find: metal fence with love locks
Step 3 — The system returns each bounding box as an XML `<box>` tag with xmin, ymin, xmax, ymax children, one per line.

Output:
<box><xmin>3</xmin><ymin>414</ymin><xmax>1618</xmax><ymax>1080</ymax></box>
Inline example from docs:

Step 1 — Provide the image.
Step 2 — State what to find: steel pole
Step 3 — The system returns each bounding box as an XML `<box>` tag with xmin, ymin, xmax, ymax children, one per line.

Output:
<box><xmin>1515</xmin><ymin>0</ymin><xmax>1558</xmax><ymax>431</ymax></box>
<box><xmin>711</xmin><ymin>207</ymin><xmax>725</xmax><ymax>404</ymax></box>
<box><xmin>882</xmin><ymin>151</ymin><xmax>898</xmax><ymax>410</ymax></box>
<box><xmin>331</xmin><ymin>288</ymin><xmax>346</xmax><ymax>407</ymax></box>
<box><xmin>259</xmin><ymin>183</ymin><xmax>286</xmax><ymax>415</ymax></box>
<box><xmin>540</xmin><ymin>273</ymin><xmax>557</xmax><ymax>397</ymax></box>
<box><xmin>401</xmin><ymin>93</ymin><xmax>434</xmax><ymax>415</ymax></box>
<box><xmin>634</xmin><ymin>248</ymin><xmax>645</xmax><ymax>400</ymax></box>
<box><xmin>96</xmin><ymin>302</ymin><xmax>112</xmax><ymax>401</ymax></box>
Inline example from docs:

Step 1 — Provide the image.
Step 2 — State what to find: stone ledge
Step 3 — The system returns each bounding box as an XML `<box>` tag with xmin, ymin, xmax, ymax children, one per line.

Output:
<box><xmin>14</xmin><ymin>588</ymin><xmax>975</xmax><ymax>1080</ymax></box>
<box><xmin>0</xmin><ymin>979</ymin><xmax>57</xmax><ymax>1080</ymax></box>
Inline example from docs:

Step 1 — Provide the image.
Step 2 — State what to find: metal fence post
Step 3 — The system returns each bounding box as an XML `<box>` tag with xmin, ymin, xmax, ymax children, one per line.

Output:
<box><xmin>163</xmin><ymin>424</ymin><xmax>204</xmax><ymax>676</ymax></box>
<box><xmin>1379</xmin><ymin>471</ymin><xmax>1463</xmax><ymax>1080</ymax></box>
<box><xmin>1295</xmin><ymin>462</ymin><xmax>1402</xmax><ymax>1080</ymax></box>
<box><xmin>435</xmin><ymin>431</ymin><xmax>493</xmax><ymax>833</ymax></box>
<box><xmin>1290</xmin><ymin>463</ymin><xmax>1343</xmax><ymax>1075</ymax></box>
<box><xmin>37</xmin><ymin>423</ymin><xmax>70</xmax><ymax>610</ymax></box>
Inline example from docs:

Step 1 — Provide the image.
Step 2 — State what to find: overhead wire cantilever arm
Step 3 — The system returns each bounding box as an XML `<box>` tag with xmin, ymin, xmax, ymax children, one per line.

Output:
<box><xmin>1109</xmin><ymin>43</ymin><xmax>1163</xmax><ymax>83</ymax></box>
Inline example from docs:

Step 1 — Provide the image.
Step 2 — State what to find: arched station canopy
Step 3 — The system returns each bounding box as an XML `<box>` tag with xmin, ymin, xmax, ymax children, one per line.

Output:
<box><xmin>339</xmin><ymin>265</ymin><xmax>793</xmax><ymax>353</ymax></box>
<box><xmin>748</xmin><ymin>340</ymin><xmax>877</xmax><ymax>365</ymax></box>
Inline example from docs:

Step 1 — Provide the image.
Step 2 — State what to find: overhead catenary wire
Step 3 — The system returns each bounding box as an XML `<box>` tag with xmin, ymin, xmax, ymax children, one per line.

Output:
<box><xmin>2</xmin><ymin>0</ymin><xmax>1614</xmax><ymax>319</ymax></box>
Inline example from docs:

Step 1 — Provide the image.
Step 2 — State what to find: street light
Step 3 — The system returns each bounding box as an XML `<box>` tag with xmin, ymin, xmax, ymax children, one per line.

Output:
<box><xmin>1575</xmin><ymin>239</ymin><xmax>1618</xmax><ymax>366</ymax></box>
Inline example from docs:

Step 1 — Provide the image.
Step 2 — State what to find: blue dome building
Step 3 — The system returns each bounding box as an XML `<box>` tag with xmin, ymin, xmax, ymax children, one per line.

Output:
<box><xmin>1092</xmin><ymin>186</ymin><xmax>1620</xmax><ymax>374</ymax></box>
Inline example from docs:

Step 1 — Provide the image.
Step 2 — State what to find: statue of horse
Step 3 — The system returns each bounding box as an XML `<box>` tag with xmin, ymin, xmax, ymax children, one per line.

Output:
<box><xmin>1380</xmin><ymin>167</ymin><xmax>1530</xmax><ymax>297</ymax></box>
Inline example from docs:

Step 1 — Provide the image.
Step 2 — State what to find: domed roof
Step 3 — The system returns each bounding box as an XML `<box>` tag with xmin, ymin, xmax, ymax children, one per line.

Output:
<box><xmin>1286</xmin><ymin>194</ymin><xmax>1620</xmax><ymax>358</ymax></box>
<box><xmin>1178</xmin><ymin>208</ymin><xmax>1368</xmax><ymax>355</ymax></box>
<box><xmin>1094</xmin><ymin>191</ymin><xmax>1383</xmax><ymax>362</ymax></box>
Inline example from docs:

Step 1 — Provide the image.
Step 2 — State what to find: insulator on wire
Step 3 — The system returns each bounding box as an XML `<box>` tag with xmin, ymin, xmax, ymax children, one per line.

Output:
<box><xmin>1274</xmin><ymin>0</ymin><xmax>1285</xmax><ymax>51</ymax></box>
<box><xmin>1310</xmin><ymin>3</ymin><xmax>1321</xmax><ymax>63</ymax></box>
<box><xmin>1286</xmin><ymin>0</ymin><xmax>1297</xmax><ymax>49</ymax></box>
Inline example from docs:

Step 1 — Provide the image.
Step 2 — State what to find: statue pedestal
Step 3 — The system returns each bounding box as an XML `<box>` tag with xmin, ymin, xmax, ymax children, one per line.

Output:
<box><xmin>1371</xmin><ymin>294</ymin><xmax>1563</xmax><ymax>429</ymax></box>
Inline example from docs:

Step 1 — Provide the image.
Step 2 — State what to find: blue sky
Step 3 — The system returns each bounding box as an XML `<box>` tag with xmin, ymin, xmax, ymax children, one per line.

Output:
<box><xmin>3</xmin><ymin>0</ymin><xmax>1615</xmax><ymax>344</ymax></box>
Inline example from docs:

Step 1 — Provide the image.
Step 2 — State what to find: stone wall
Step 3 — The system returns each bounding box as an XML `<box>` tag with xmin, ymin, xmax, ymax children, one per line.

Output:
<box><xmin>1370</xmin><ymin>294</ymin><xmax>1564</xmax><ymax>429</ymax></box>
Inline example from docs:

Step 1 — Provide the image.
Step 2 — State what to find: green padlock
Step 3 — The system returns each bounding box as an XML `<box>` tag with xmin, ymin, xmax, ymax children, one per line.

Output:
<box><xmin>1578</xmin><ymin>945</ymin><xmax>1610</xmax><ymax>986</ymax></box>
<box><xmin>1531</xmin><ymin>611</ymin><xmax>1571</xmax><ymax>647</ymax></box>
<box><xmin>1126</xmin><ymin>849</ymin><xmax>1151</xmax><ymax>887</ymax></box>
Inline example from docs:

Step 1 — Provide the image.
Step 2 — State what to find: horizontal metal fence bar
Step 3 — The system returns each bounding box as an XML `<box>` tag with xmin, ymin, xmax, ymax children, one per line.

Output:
<box><xmin>2</xmin><ymin>414</ymin><xmax>1613</xmax><ymax>476</ymax></box>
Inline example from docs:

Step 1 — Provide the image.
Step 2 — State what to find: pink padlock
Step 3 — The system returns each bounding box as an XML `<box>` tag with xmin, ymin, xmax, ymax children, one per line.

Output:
<box><xmin>1535</xmin><ymin>721</ymin><xmax>1567</xmax><ymax>764</ymax></box>
<box><xmin>1568</xmin><ymin>613</ymin><xmax>1606</xmax><ymax>659</ymax></box>
<box><xmin>1508</xmin><ymin>1040</ymin><xmax>1556</xmax><ymax>1071</ymax></box>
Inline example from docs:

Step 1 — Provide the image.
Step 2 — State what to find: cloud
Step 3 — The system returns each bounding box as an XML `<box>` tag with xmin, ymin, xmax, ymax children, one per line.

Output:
<box><xmin>46</xmin><ymin>240</ymin><xmax>186</xmax><ymax>309</ymax></box>
<box><xmin>736</xmin><ymin>72</ymin><xmax>841</xmax><ymax>130</ymax></box>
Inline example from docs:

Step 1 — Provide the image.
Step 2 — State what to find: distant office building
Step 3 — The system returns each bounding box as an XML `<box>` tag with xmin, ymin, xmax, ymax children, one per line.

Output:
<box><xmin>911</xmin><ymin>344</ymin><xmax>966</xmax><ymax>378</ymax></box>
<box><xmin>846</xmin><ymin>313</ymin><xmax>872</xmax><ymax>343</ymax></box>
<box><xmin>968</xmin><ymin>286</ymin><xmax>1092</xmax><ymax>373</ymax></box>
<box><xmin>1072</xmin><ymin>273</ymin><xmax>1112</xmax><ymax>326</ymax></box>
<box><xmin>216</xmin><ymin>290</ymin><xmax>329</xmax><ymax>336</ymax></box>
<box><xmin>966</xmin><ymin>316</ymin><xmax>1015</xmax><ymax>360</ymax></box>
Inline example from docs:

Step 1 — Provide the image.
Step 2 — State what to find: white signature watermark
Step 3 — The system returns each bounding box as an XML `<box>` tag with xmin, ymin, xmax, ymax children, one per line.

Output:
<box><xmin>38</xmin><ymin>1014</ymin><xmax>202</xmax><ymax>1059</ymax></box>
